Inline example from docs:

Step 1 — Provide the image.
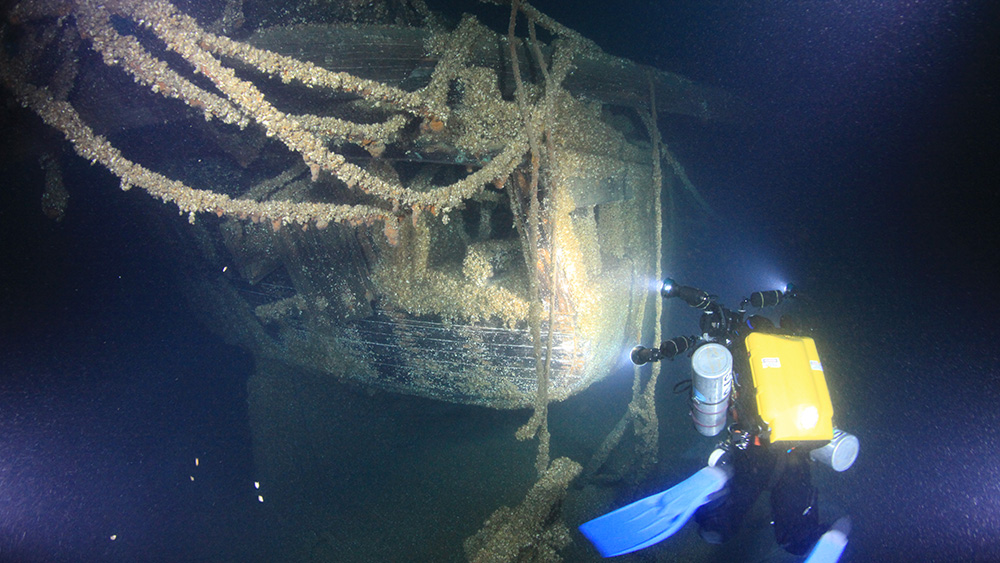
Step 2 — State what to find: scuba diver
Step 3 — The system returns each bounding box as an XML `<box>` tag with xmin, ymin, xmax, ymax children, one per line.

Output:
<box><xmin>579</xmin><ymin>279</ymin><xmax>859</xmax><ymax>562</ymax></box>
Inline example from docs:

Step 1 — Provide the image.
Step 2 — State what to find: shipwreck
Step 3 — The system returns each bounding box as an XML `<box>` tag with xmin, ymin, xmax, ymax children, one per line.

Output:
<box><xmin>1</xmin><ymin>0</ymin><xmax>746</xmax><ymax>559</ymax></box>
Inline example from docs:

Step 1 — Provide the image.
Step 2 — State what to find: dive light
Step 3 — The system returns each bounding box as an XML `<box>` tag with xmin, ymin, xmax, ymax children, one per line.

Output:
<box><xmin>661</xmin><ymin>278</ymin><xmax>713</xmax><ymax>309</ymax></box>
<box><xmin>749</xmin><ymin>283</ymin><xmax>797</xmax><ymax>308</ymax></box>
<box><xmin>630</xmin><ymin>336</ymin><xmax>694</xmax><ymax>365</ymax></box>
<box><xmin>630</xmin><ymin>345</ymin><xmax>661</xmax><ymax>366</ymax></box>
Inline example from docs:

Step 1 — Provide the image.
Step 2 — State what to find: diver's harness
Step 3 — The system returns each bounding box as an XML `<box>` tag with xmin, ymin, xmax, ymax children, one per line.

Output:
<box><xmin>631</xmin><ymin>279</ymin><xmax>859</xmax><ymax>473</ymax></box>
<box><xmin>579</xmin><ymin>278</ymin><xmax>856</xmax><ymax>560</ymax></box>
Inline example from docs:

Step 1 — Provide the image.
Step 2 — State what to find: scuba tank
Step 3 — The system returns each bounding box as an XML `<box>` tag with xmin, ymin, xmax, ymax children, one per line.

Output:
<box><xmin>809</xmin><ymin>427</ymin><xmax>860</xmax><ymax>472</ymax></box>
<box><xmin>690</xmin><ymin>343</ymin><xmax>733</xmax><ymax>437</ymax></box>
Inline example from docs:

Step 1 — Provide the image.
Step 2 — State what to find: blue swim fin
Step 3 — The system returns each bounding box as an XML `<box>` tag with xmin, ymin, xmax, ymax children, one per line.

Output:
<box><xmin>579</xmin><ymin>466</ymin><xmax>730</xmax><ymax>557</ymax></box>
<box><xmin>804</xmin><ymin>516</ymin><xmax>851</xmax><ymax>563</ymax></box>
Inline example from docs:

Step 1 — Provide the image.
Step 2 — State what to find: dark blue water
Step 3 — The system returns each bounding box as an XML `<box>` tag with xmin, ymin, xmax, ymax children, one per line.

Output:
<box><xmin>2</xmin><ymin>1</ymin><xmax>998</xmax><ymax>562</ymax></box>
<box><xmin>0</xmin><ymin>160</ymin><xmax>265</xmax><ymax>561</ymax></box>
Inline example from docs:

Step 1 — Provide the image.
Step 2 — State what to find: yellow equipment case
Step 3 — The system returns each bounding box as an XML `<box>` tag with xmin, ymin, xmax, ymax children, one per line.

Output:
<box><xmin>746</xmin><ymin>333</ymin><xmax>835</xmax><ymax>443</ymax></box>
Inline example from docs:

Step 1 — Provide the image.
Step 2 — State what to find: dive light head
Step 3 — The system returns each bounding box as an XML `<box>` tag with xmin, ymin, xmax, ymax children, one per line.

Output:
<box><xmin>630</xmin><ymin>337</ymin><xmax>694</xmax><ymax>365</ymax></box>
<box><xmin>783</xmin><ymin>283</ymin><xmax>798</xmax><ymax>298</ymax></box>
<box><xmin>747</xmin><ymin>283</ymin><xmax>798</xmax><ymax>308</ymax></box>
<box><xmin>662</xmin><ymin>278</ymin><xmax>713</xmax><ymax>309</ymax></box>
<box><xmin>630</xmin><ymin>345</ymin><xmax>661</xmax><ymax>366</ymax></box>
<box><xmin>660</xmin><ymin>278</ymin><xmax>677</xmax><ymax>299</ymax></box>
